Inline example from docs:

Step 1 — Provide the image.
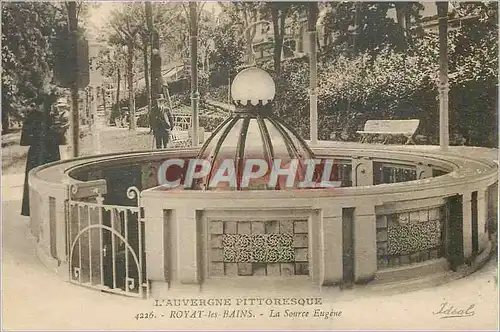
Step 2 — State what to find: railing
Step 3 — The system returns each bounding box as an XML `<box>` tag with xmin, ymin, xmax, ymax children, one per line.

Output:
<box><xmin>375</xmin><ymin>163</ymin><xmax>418</xmax><ymax>185</ymax></box>
<box><xmin>172</xmin><ymin>115</ymin><xmax>192</xmax><ymax>131</ymax></box>
<box><xmin>67</xmin><ymin>186</ymin><xmax>149</xmax><ymax>298</ymax></box>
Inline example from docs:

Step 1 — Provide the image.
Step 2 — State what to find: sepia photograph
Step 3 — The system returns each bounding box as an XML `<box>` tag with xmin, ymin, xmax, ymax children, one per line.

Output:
<box><xmin>1</xmin><ymin>0</ymin><xmax>499</xmax><ymax>330</ymax></box>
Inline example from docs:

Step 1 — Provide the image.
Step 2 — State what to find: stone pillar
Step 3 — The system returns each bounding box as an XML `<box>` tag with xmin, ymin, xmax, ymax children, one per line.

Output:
<box><xmin>417</xmin><ymin>164</ymin><xmax>433</xmax><ymax>179</ymax></box>
<box><xmin>352</xmin><ymin>157</ymin><xmax>373</xmax><ymax>187</ymax></box>
<box><xmin>477</xmin><ymin>190</ymin><xmax>488</xmax><ymax>252</ymax></box>
<box><xmin>39</xmin><ymin>195</ymin><xmax>51</xmax><ymax>254</ymax></box>
<box><xmin>462</xmin><ymin>191</ymin><xmax>473</xmax><ymax>260</ymax></box>
<box><xmin>36</xmin><ymin>194</ymin><xmax>59</xmax><ymax>269</ymax></box>
<box><xmin>55</xmin><ymin>193</ymin><xmax>68</xmax><ymax>263</ymax></box>
<box><xmin>144</xmin><ymin>202</ymin><xmax>168</xmax><ymax>282</ymax></box>
<box><xmin>320</xmin><ymin>207</ymin><xmax>343</xmax><ymax>285</ymax></box>
<box><xmin>176</xmin><ymin>207</ymin><xmax>200</xmax><ymax>284</ymax></box>
<box><xmin>353</xmin><ymin>204</ymin><xmax>377</xmax><ymax>283</ymax></box>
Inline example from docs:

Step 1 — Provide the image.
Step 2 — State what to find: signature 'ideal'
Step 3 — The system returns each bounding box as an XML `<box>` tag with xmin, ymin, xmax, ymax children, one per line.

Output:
<box><xmin>433</xmin><ymin>302</ymin><xmax>476</xmax><ymax>319</ymax></box>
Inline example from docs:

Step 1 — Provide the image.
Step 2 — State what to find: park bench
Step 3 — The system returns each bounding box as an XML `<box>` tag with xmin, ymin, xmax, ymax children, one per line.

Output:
<box><xmin>357</xmin><ymin>119</ymin><xmax>420</xmax><ymax>145</ymax></box>
<box><xmin>169</xmin><ymin>126</ymin><xmax>190</xmax><ymax>148</ymax></box>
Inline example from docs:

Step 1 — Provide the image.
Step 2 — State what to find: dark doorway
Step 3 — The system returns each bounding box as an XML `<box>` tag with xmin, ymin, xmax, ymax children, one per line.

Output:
<box><xmin>447</xmin><ymin>195</ymin><xmax>464</xmax><ymax>270</ymax></box>
<box><xmin>342</xmin><ymin>208</ymin><xmax>355</xmax><ymax>286</ymax></box>
<box><xmin>471</xmin><ymin>191</ymin><xmax>479</xmax><ymax>258</ymax></box>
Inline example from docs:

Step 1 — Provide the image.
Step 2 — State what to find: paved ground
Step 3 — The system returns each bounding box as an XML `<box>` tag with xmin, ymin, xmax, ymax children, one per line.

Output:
<box><xmin>2</xmin><ymin>125</ymin><xmax>155</xmax><ymax>175</ymax></box>
<box><xmin>2</xmin><ymin>126</ymin><xmax>499</xmax><ymax>330</ymax></box>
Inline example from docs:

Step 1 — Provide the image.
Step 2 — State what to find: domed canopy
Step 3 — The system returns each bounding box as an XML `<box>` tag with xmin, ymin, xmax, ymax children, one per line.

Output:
<box><xmin>193</xmin><ymin>67</ymin><xmax>315</xmax><ymax>191</ymax></box>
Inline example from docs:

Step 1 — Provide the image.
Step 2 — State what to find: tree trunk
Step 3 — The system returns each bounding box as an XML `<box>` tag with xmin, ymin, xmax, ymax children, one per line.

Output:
<box><xmin>116</xmin><ymin>67</ymin><xmax>121</xmax><ymax>106</ymax></box>
<box><xmin>101</xmin><ymin>86</ymin><xmax>106</xmax><ymax>123</ymax></box>
<box><xmin>243</xmin><ymin>10</ymin><xmax>253</xmax><ymax>65</ymax></box>
<box><xmin>127</xmin><ymin>40</ymin><xmax>135</xmax><ymax>130</ymax></box>
<box><xmin>151</xmin><ymin>31</ymin><xmax>162</xmax><ymax>108</ymax></box>
<box><xmin>395</xmin><ymin>2</ymin><xmax>409</xmax><ymax>48</ymax></box>
<box><xmin>245</xmin><ymin>30</ymin><xmax>253</xmax><ymax>65</ymax></box>
<box><xmin>68</xmin><ymin>1</ymin><xmax>79</xmax><ymax>157</ymax></box>
<box><xmin>271</xmin><ymin>6</ymin><xmax>285</xmax><ymax>77</ymax></box>
<box><xmin>323</xmin><ymin>26</ymin><xmax>329</xmax><ymax>52</ymax></box>
<box><xmin>395</xmin><ymin>2</ymin><xmax>405</xmax><ymax>31</ymax></box>
<box><xmin>405</xmin><ymin>9</ymin><xmax>412</xmax><ymax>45</ymax></box>
<box><xmin>2</xmin><ymin>107</ymin><xmax>10</xmax><ymax>133</ymax></box>
<box><xmin>352</xmin><ymin>2</ymin><xmax>360</xmax><ymax>55</ymax></box>
<box><xmin>142</xmin><ymin>37</ymin><xmax>152</xmax><ymax>119</ymax></box>
<box><xmin>189</xmin><ymin>1</ymin><xmax>199</xmax><ymax>146</ymax></box>
<box><xmin>145</xmin><ymin>0</ymin><xmax>160</xmax><ymax>126</ymax></box>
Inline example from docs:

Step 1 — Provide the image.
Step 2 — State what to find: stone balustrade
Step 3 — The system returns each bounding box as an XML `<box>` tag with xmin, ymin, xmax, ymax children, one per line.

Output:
<box><xmin>27</xmin><ymin>142</ymin><xmax>498</xmax><ymax>296</ymax></box>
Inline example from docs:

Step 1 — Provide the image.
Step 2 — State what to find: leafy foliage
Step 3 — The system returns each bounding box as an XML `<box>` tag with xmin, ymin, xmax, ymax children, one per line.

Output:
<box><xmin>2</xmin><ymin>1</ymin><xmax>93</xmax><ymax>132</ymax></box>
<box><xmin>209</xmin><ymin>22</ymin><xmax>245</xmax><ymax>84</ymax></box>
<box><xmin>250</xmin><ymin>2</ymin><xmax>498</xmax><ymax>147</ymax></box>
<box><xmin>321</xmin><ymin>2</ymin><xmax>405</xmax><ymax>57</ymax></box>
<box><xmin>2</xmin><ymin>3</ymin><xmax>63</xmax><ymax>116</ymax></box>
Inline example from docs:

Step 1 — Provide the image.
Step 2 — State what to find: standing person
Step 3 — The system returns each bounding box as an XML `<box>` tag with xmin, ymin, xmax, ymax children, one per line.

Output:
<box><xmin>21</xmin><ymin>91</ymin><xmax>69</xmax><ymax>216</ymax></box>
<box><xmin>54</xmin><ymin>97</ymin><xmax>71</xmax><ymax>159</ymax></box>
<box><xmin>152</xmin><ymin>94</ymin><xmax>174</xmax><ymax>149</ymax></box>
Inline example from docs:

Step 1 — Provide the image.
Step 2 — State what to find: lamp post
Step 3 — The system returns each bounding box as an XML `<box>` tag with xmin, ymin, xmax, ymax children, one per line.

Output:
<box><xmin>189</xmin><ymin>2</ymin><xmax>199</xmax><ymax>147</ymax></box>
<box><xmin>308</xmin><ymin>3</ymin><xmax>319</xmax><ymax>145</ymax></box>
<box><xmin>437</xmin><ymin>2</ymin><xmax>449</xmax><ymax>150</ymax></box>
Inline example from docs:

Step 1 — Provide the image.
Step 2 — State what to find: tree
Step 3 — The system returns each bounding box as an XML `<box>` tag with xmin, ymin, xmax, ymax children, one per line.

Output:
<box><xmin>95</xmin><ymin>44</ymin><xmax>126</xmax><ymax>121</ymax></box>
<box><xmin>394</xmin><ymin>2</ymin><xmax>424</xmax><ymax>47</ymax></box>
<box><xmin>1</xmin><ymin>2</ymin><xmax>64</xmax><ymax>132</ymax></box>
<box><xmin>145</xmin><ymin>2</ymin><xmax>184</xmax><ymax>116</ymax></box>
<box><xmin>107</xmin><ymin>4</ymin><xmax>143</xmax><ymax>129</ymax></box>
<box><xmin>210</xmin><ymin>19</ymin><xmax>245</xmax><ymax>83</ymax></box>
<box><xmin>219</xmin><ymin>2</ymin><xmax>264</xmax><ymax>64</ymax></box>
<box><xmin>261</xmin><ymin>2</ymin><xmax>294</xmax><ymax>77</ymax></box>
<box><xmin>320</xmin><ymin>2</ymin><xmax>407</xmax><ymax>57</ymax></box>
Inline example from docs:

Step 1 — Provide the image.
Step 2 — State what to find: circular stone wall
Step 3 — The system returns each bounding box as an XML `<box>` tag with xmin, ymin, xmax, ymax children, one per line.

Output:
<box><xmin>28</xmin><ymin>143</ymin><xmax>498</xmax><ymax>295</ymax></box>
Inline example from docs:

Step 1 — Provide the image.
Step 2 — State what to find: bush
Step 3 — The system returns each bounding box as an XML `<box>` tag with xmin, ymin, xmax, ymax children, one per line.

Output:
<box><xmin>268</xmin><ymin>31</ymin><xmax>497</xmax><ymax>147</ymax></box>
<box><xmin>200</xmin><ymin>114</ymin><xmax>226</xmax><ymax>132</ymax></box>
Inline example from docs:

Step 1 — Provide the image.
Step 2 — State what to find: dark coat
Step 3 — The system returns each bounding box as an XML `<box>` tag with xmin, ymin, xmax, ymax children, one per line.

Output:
<box><xmin>21</xmin><ymin>106</ymin><xmax>67</xmax><ymax>216</ymax></box>
<box><xmin>151</xmin><ymin>104</ymin><xmax>174</xmax><ymax>134</ymax></box>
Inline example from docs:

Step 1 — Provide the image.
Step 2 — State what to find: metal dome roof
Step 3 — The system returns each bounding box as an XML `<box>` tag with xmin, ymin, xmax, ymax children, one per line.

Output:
<box><xmin>192</xmin><ymin>67</ymin><xmax>315</xmax><ymax>191</ymax></box>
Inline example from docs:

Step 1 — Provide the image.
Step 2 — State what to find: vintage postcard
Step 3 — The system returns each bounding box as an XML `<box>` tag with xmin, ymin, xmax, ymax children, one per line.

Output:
<box><xmin>2</xmin><ymin>1</ymin><xmax>498</xmax><ymax>330</ymax></box>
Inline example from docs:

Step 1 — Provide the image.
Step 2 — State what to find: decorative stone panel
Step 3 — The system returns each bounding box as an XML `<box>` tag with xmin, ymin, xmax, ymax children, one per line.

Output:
<box><xmin>210</xmin><ymin>220</ymin><xmax>309</xmax><ymax>276</ymax></box>
<box><xmin>376</xmin><ymin>206</ymin><xmax>446</xmax><ymax>269</ymax></box>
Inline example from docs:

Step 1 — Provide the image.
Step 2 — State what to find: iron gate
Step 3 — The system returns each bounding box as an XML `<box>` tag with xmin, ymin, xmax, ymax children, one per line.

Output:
<box><xmin>67</xmin><ymin>185</ymin><xmax>149</xmax><ymax>298</ymax></box>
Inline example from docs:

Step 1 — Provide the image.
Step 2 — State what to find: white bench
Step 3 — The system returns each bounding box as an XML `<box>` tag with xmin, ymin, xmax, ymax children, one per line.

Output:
<box><xmin>357</xmin><ymin>119</ymin><xmax>420</xmax><ymax>145</ymax></box>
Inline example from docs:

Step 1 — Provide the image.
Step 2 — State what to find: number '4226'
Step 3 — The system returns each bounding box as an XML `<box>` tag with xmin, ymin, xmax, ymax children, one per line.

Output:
<box><xmin>135</xmin><ymin>311</ymin><xmax>156</xmax><ymax>320</ymax></box>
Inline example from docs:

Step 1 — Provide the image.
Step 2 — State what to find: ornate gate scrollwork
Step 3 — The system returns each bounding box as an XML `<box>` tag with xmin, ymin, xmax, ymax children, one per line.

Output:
<box><xmin>67</xmin><ymin>185</ymin><xmax>148</xmax><ymax>298</ymax></box>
